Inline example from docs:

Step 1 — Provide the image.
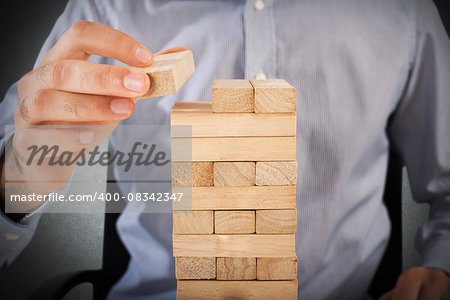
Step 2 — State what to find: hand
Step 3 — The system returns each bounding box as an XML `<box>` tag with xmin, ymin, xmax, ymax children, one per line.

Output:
<box><xmin>380</xmin><ymin>267</ymin><xmax>450</xmax><ymax>300</ymax></box>
<box><xmin>2</xmin><ymin>21</ymin><xmax>185</xmax><ymax>213</ymax></box>
<box><xmin>14</xmin><ymin>20</ymin><xmax>154</xmax><ymax>153</ymax></box>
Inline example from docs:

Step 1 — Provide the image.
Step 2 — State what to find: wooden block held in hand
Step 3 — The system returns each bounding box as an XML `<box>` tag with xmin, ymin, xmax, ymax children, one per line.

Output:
<box><xmin>173</xmin><ymin>211</ymin><xmax>213</xmax><ymax>234</ymax></box>
<box><xmin>177</xmin><ymin>280</ymin><xmax>298</xmax><ymax>300</ymax></box>
<box><xmin>176</xmin><ymin>257</ymin><xmax>216</xmax><ymax>279</ymax></box>
<box><xmin>172</xmin><ymin>137</ymin><xmax>296</xmax><ymax>162</ymax></box>
<box><xmin>172</xmin><ymin>186</ymin><xmax>296</xmax><ymax>211</ymax></box>
<box><xmin>212</xmin><ymin>80</ymin><xmax>254</xmax><ymax>113</ymax></box>
<box><xmin>138</xmin><ymin>50</ymin><xmax>195</xmax><ymax>99</ymax></box>
<box><xmin>257</xmin><ymin>257</ymin><xmax>298</xmax><ymax>280</ymax></box>
<box><xmin>251</xmin><ymin>79</ymin><xmax>296</xmax><ymax>113</ymax></box>
<box><xmin>217</xmin><ymin>257</ymin><xmax>256</xmax><ymax>280</ymax></box>
<box><xmin>173</xmin><ymin>234</ymin><xmax>295</xmax><ymax>257</ymax></box>
<box><xmin>172</xmin><ymin>162</ymin><xmax>213</xmax><ymax>187</ymax></box>
<box><xmin>256</xmin><ymin>210</ymin><xmax>297</xmax><ymax>234</ymax></box>
<box><xmin>171</xmin><ymin>102</ymin><xmax>296</xmax><ymax>137</ymax></box>
<box><xmin>214</xmin><ymin>162</ymin><xmax>255</xmax><ymax>186</ymax></box>
<box><xmin>215</xmin><ymin>211</ymin><xmax>255</xmax><ymax>234</ymax></box>
<box><xmin>256</xmin><ymin>161</ymin><xmax>297</xmax><ymax>186</ymax></box>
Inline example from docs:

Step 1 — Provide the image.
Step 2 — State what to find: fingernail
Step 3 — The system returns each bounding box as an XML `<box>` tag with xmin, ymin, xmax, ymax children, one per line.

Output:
<box><xmin>135</xmin><ymin>47</ymin><xmax>152</xmax><ymax>64</ymax></box>
<box><xmin>79</xmin><ymin>130</ymin><xmax>94</xmax><ymax>145</ymax></box>
<box><xmin>124</xmin><ymin>73</ymin><xmax>146</xmax><ymax>92</ymax></box>
<box><xmin>110</xmin><ymin>98</ymin><xmax>132</xmax><ymax>115</ymax></box>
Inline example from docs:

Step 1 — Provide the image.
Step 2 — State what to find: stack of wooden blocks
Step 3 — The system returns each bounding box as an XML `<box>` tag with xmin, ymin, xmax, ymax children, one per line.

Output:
<box><xmin>171</xmin><ymin>79</ymin><xmax>298</xmax><ymax>299</ymax></box>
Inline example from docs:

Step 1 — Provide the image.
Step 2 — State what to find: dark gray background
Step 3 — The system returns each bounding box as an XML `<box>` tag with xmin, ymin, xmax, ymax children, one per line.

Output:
<box><xmin>0</xmin><ymin>0</ymin><xmax>69</xmax><ymax>98</ymax></box>
<box><xmin>0</xmin><ymin>1</ymin><xmax>448</xmax><ymax>299</ymax></box>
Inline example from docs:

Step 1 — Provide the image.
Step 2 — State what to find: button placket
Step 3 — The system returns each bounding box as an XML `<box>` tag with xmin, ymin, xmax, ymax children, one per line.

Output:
<box><xmin>253</xmin><ymin>0</ymin><xmax>265</xmax><ymax>11</ymax></box>
<box><xmin>254</xmin><ymin>72</ymin><xmax>267</xmax><ymax>80</ymax></box>
<box><xmin>244</xmin><ymin>0</ymin><xmax>276</xmax><ymax>80</ymax></box>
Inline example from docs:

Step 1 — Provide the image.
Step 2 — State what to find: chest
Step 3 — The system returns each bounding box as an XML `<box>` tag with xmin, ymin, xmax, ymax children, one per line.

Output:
<box><xmin>111</xmin><ymin>0</ymin><xmax>411</xmax><ymax>141</ymax></box>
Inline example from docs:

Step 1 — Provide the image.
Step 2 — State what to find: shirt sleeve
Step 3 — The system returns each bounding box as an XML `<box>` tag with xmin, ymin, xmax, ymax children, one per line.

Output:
<box><xmin>0</xmin><ymin>0</ymin><xmax>104</xmax><ymax>268</ymax></box>
<box><xmin>388</xmin><ymin>0</ymin><xmax>450</xmax><ymax>274</ymax></box>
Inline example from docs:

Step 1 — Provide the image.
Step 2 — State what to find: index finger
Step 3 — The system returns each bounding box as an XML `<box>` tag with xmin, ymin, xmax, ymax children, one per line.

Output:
<box><xmin>40</xmin><ymin>21</ymin><xmax>153</xmax><ymax>68</ymax></box>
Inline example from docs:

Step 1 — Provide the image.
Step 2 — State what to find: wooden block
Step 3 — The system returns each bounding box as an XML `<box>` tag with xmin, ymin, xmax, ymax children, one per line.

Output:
<box><xmin>173</xmin><ymin>234</ymin><xmax>295</xmax><ymax>257</ymax></box>
<box><xmin>172</xmin><ymin>137</ymin><xmax>296</xmax><ymax>162</ymax></box>
<box><xmin>251</xmin><ymin>79</ymin><xmax>296</xmax><ymax>113</ymax></box>
<box><xmin>171</xmin><ymin>102</ymin><xmax>296</xmax><ymax>137</ymax></box>
<box><xmin>212</xmin><ymin>80</ymin><xmax>254</xmax><ymax>113</ymax></box>
<box><xmin>256</xmin><ymin>161</ymin><xmax>297</xmax><ymax>186</ymax></box>
<box><xmin>172</xmin><ymin>162</ymin><xmax>213</xmax><ymax>187</ymax></box>
<box><xmin>138</xmin><ymin>50</ymin><xmax>195</xmax><ymax>99</ymax></box>
<box><xmin>172</xmin><ymin>186</ymin><xmax>296</xmax><ymax>211</ymax></box>
<box><xmin>214</xmin><ymin>162</ymin><xmax>255</xmax><ymax>186</ymax></box>
<box><xmin>177</xmin><ymin>280</ymin><xmax>298</xmax><ymax>300</ymax></box>
<box><xmin>214</xmin><ymin>211</ymin><xmax>255</xmax><ymax>234</ymax></box>
<box><xmin>257</xmin><ymin>257</ymin><xmax>298</xmax><ymax>280</ymax></box>
<box><xmin>256</xmin><ymin>210</ymin><xmax>297</xmax><ymax>234</ymax></box>
<box><xmin>217</xmin><ymin>257</ymin><xmax>256</xmax><ymax>280</ymax></box>
<box><xmin>173</xmin><ymin>211</ymin><xmax>213</xmax><ymax>234</ymax></box>
<box><xmin>176</xmin><ymin>257</ymin><xmax>216</xmax><ymax>279</ymax></box>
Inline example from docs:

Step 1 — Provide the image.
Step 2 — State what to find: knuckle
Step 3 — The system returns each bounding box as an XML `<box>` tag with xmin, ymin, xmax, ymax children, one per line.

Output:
<box><xmin>59</xmin><ymin>21</ymin><xmax>91</xmax><ymax>49</ymax></box>
<box><xmin>15</xmin><ymin>96</ymin><xmax>32</xmax><ymax>122</ymax></box>
<box><xmin>31</xmin><ymin>90</ymin><xmax>48</xmax><ymax>114</ymax></box>
<box><xmin>97</xmin><ymin>66</ymin><xmax>116</xmax><ymax>89</ymax></box>
<box><xmin>63</xmin><ymin>96</ymin><xmax>87</xmax><ymax>119</ymax></box>
<box><xmin>35</xmin><ymin>62</ymin><xmax>55</xmax><ymax>85</ymax></box>
<box><xmin>51</xmin><ymin>61</ymin><xmax>71</xmax><ymax>87</ymax></box>
<box><xmin>69</xmin><ymin>20</ymin><xmax>90</xmax><ymax>36</ymax></box>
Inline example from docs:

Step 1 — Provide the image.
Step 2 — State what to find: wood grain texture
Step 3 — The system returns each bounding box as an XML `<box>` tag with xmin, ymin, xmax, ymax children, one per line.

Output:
<box><xmin>214</xmin><ymin>162</ymin><xmax>256</xmax><ymax>186</ymax></box>
<box><xmin>171</xmin><ymin>102</ymin><xmax>296</xmax><ymax>137</ymax></box>
<box><xmin>172</xmin><ymin>186</ymin><xmax>296</xmax><ymax>211</ymax></box>
<box><xmin>138</xmin><ymin>50</ymin><xmax>195</xmax><ymax>99</ymax></box>
<box><xmin>250</xmin><ymin>79</ymin><xmax>296</xmax><ymax>113</ymax></box>
<box><xmin>175</xmin><ymin>257</ymin><xmax>216</xmax><ymax>279</ymax></box>
<box><xmin>257</xmin><ymin>257</ymin><xmax>298</xmax><ymax>280</ymax></box>
<box><xmin>173</xmin><ymin>234</ymin><xmax>295</xmax><ymax>257</ymax></box>
<box><xmin>256</xmin><ymin>210</ymin><xmax>297</xmax><ymax>234</ymax></box>
<box><xmin>256</xmin><ymin>161</ymin><xmax>298</xmax><ymax>186</ymax></box>
<box><xmin>216</xmin><ymin>257</ymin><xmax>256</xmax><ymax>280</ymax></box>
<box><xmin>212</xmin><ymin>80</ymin><xmax>254</xmax><ymax>113</ymax></box>
<box><xmin>177</xmin><ymin>280</ymin><xmax>298</xmax><ymax>300</ymax></box>
<box><xmin>214</xmin><ymin>211</ymin><xmax>255</xmax><ymax>234</ymax></box>
<box><xmin>173</xmin><ymin>211</ymin><xmax>214</xmax><ymax>234</ymax></box>
<box><xmin>172</xmin><ymin>162</ymin><xmax>213</xmax><ymax>187</ymax></box>
<box><xmin>172</xmin><ymin>137</ymin><xmax>296</xmax><ymax>162</ymax></box>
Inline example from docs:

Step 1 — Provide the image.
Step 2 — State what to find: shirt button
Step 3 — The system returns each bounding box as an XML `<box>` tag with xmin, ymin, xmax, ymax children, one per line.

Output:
<box><xmin>253</xmin><ymin>0</ymin><xmax>265</xmax><ymax>11</ymax></box>
<box><xmin>254</xmin><ymin>72</ymin><xmax>267</xmax><ymax>80</ymax></box>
